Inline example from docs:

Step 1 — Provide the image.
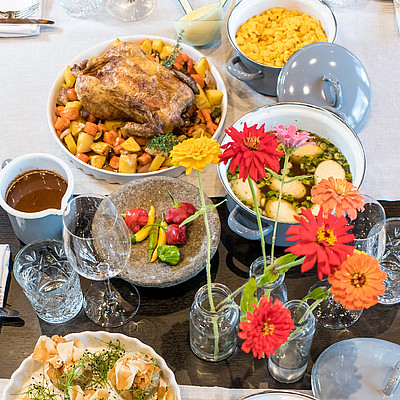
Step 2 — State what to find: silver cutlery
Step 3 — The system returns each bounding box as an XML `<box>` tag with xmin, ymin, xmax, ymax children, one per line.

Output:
<box><xmin>0</xmin><ymin>2</ymin><xmax>39</xmax><ymax>19</ymax></box>
<box><xmin>0</xmin><ymin>18</ymin><xmax>54</xmax><ymax>25</ymax></box>
<box><xmin>0</xmin><ymin>306</ymin><xmax>21</xmax><ymax>318</ymax></box>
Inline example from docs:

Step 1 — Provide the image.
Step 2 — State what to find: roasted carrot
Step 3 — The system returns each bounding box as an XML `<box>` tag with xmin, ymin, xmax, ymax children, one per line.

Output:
<box><xmin>54</xmin><ymin>116</ymin><xmax>70</xmax><ymax>131</ymax></box>
<box><xmin>113</xmin><ymin>137</ymin><xmax>125</xmax><ymax>155</ymax></box>
<box><xmin>67</xmin><ymin>88</ymin><xmax>78</xmax><ymax>101</ymax></box>
<box><xmin>146</xmin><ymin>54</ymin><xmax>156</xmax><ymax>62</ymax></box>
<box><xmin>75</xmin><ymin>153</ymin><xmax>90</xmax><ymax>163</ymax></box>
<box><xmin>109</xmin><ymin>155</ymin><xmax>120</xmax><ymax>170</ymax></box>
<box><xmin>187</xmin><ymin>57</ymin><xmax>196</xmax><ymax>74</ymax></box>
<box><xmin>87</xmin><ymin>114</ymin><xmax>99</xmax><ymax>123</ymax></box>
<box><xmin>84</xmin><ymin>121</ymin><xmax>98</xmax><ymax>136</ymax></box>
<box><xmin>196</xmin><ymin>110</ymin><xmax>206</xmax><ymax>123</ymax></box>
<box><xmin>60</xmin><ymin>107</ymin><xmax>80</xmax><ymax>121</ymax></box>
<box><xmin>138</xmin><ymin>152</ymin><xmax>152</xmax><ymax>166</ymax></box>
<box><xmin>201</xmin><ymin>109</ymin><xmax>218</xmax><ymax>134</ymax></box>
<box><xmin>191</xmin><ymin>74</ymin><xmax>205</xmax><ymax>88</ymax></box>
<box><xmin>103</xmin><ymin>130</ymin><xmax>118</xmax><ymax>145</ymax></box>
<box><xmin>56</xmin><ymin>106</ymin><xmax>65</xmax><ymax>116</ymax></box>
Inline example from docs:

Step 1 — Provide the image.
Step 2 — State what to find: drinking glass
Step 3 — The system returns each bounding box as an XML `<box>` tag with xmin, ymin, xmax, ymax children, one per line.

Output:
<box><xmin>107</xmin><ymin>0</ymin><xmax>155</xmax><ymax>21</ymax></box>
<box><xmin>62</xmin><ymin>194</ymin><xmax>140</xmax><ymax>328</ymax></box>
<box><xmin>312</xmin><ymin>194</ymin><xmax>386</xmax><ymax>329</ymax></box>
<box><xmin>60</xmin><ymin>0</ymin><xmax>104</xmax><ymax>18</ymax></box>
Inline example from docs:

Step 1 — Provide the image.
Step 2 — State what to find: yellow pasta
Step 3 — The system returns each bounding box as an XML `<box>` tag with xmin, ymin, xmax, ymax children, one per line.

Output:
<box><xmin>235</xmin><ymin>8</ymin><xmax>328</xmax><ymax>67</ymax></box>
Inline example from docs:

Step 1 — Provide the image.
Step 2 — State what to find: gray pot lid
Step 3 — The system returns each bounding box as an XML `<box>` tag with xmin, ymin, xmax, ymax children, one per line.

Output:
<box><xmin>277</xmin><ymin>42</ymin><xmax>371</xmax><ymax>134</ymax></box>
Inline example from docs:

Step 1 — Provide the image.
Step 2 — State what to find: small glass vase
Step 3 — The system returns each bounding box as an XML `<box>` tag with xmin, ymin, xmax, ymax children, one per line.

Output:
<box><xmin>250</xmin><ymin>256</ymin><xmax>288</xmax><ymax>303</ymax></box>
<box><xmin>190</xmin><ymin>283</ymin><xmax>239</xmax><ymax>362</ymax></box>
<box><xmin>268</xmin><ymin>300</ymin><xmax>315</xmax><ymax>383</ymax></box>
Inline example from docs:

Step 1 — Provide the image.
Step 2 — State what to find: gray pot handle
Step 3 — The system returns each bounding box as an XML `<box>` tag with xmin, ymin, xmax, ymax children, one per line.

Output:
<box><xmin>1</xmin><ymin>158</ymin><xmax>12</xmax><ymax>169</ymax></box>
<box><xmin>226</xmin><ymin>56</ymin><xmax>264</xmax><ymax>83</ymax></box>
<box><xmin>322</xmin><ymin>73</ymin><xmax>343</xmax><ymax>109</ymax></box>
<box><xmin>228</xmin><ymin>205</ymin><xmax>273</xmax><ymax>240</ymax></box>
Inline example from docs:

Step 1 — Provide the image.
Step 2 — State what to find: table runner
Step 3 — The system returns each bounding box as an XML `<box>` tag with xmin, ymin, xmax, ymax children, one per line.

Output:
<box><xmin>0</xmin><ymin>0</ymin><xmax>400</xmax><ymax>200</ymax></box>
<box><xmin>0</xmin><ymin>379</ymin><xmax>314</xmax><ymax>400</ymax></box>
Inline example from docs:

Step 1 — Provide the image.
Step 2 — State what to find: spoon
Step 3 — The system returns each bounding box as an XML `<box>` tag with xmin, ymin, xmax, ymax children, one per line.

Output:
<box><xmin>0</xmin><ymin>306</ymin><xmax>21</xmax><ymax>318</ymax></box>
<box><xmin>177</xmin><ymin>0</ymin><xmax>228</xmax><ymax>15</ymax></box>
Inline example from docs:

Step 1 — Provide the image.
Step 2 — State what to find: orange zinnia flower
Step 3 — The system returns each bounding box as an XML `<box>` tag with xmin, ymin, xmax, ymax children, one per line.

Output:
<box><xmin>311</xmin><ymin>177</ymin><xmax>364</xmax><ymax>220</ymax></box>
<box><xmin>328</xmin><ymin>251</ymin><xmax>387</xmax><ymax>310</ymax></box>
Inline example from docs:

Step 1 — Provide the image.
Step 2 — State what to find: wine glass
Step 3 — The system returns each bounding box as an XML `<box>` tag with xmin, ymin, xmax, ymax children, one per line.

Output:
<box><xmin>311</xmin><ymin>194</ymin><xmax>386</xmax><ymax>329</ymax></box>
<box><xmin>62</xmin><ymin>194</ymin><xmax>140</xmax><ymax>328</ymax></box>
<box><xmin>107</xmin><ymin>0</ymin><xmax>155</xmax><ymax>21</ymax></box>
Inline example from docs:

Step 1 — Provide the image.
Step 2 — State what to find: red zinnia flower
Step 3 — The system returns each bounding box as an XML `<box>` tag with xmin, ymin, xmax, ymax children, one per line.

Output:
<box><xmin>238</xmin><ymin>296</ymin><xmax>294</xmax><ymax>359</ymax></box>
<box><xmin>285</xmin><ymin>208</ymin><xmax>355</xmax><ymax>279</ymax></box>
<box><xmin>219</xmin><ymin>123</ymin><xmax>283</xmax><ymax>182</ymax></box>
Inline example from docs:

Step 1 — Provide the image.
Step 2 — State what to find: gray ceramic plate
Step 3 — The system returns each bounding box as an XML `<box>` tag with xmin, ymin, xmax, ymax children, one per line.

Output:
<box><xmin>108</xmin><ymin>176</ymin><xmax>221</xmax><ymax>287</ymax></box>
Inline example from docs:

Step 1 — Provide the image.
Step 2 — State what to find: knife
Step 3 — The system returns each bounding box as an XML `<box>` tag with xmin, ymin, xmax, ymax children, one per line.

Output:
<box><xmin>0</xmin><ymin>18</ymin><xmax>54</xmax><ymax>25</ymax></box>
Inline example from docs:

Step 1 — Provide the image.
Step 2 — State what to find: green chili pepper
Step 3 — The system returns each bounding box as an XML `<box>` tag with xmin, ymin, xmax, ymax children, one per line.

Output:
<box><xmin>157</xmin><ymin>245</ymin><xmax>181</xmax><ymax>266</ymax></box>
<box><xmin>148</xmin><ymin>222</ymin><xmax>159</xmax><ymax>261</ymax></box>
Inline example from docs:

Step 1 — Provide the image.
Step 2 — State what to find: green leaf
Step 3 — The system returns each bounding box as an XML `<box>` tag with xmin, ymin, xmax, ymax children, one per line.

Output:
<box><xmin>179</xmin><ymin>199</ymin><xmax>226</xmax><ymax>226</ymax></box>
<box><xmin>240</xmin><ymin>277</ymin><xmax>257</xmax><ymax>321</ymax></box>
<box><xmin>302</xmin><ymin>286</ymin><xmax>330</xmax><ymax>302</ymax></box>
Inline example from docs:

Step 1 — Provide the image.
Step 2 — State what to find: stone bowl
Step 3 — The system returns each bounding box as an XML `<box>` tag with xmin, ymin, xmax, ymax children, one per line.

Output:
<box><xmin>108</xmin><ymin>176</ymin><xmax>221</xmax><ymax>287</ymax></box>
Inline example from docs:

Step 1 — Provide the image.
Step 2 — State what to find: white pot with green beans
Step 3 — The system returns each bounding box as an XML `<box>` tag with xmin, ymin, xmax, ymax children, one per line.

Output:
<box><xmin>217</xmin><ymin>102</ymin><xmax>366</xmax><ymax>247</ymax></box>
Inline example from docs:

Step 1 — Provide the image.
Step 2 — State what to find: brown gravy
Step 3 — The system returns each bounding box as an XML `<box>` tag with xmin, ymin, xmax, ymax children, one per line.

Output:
<box><xmin>5</xmin><ymin>169</ymin><xmax>68</xmax><ymax>213</ymax></box>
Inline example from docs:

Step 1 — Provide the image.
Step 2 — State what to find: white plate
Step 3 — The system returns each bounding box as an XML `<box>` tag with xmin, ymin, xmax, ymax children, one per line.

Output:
<box><xmin>238</xmin><ymin>389</ymin><xmax>318</xmax><ymax>400</ymax></box>
<box><xmin>311</xmin><ymin>338</ymin><xmax>400</xmax><ymax>400</ymax></box>
<box><xmin>1</xmin><ymin>331</ymin><xmax>181</xmax><ymax>400</ymax></box>
<box><xmin>47</xmin><ymin>35</ymin><xmax>227</xmax><ymax>184</ymax></box>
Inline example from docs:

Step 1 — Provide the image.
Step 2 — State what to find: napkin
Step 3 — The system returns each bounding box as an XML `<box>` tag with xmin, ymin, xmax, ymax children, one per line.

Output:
<box><xmin>0</xmin><ymin>0</ymin><xmax>42</xmax><ymax>38</ymax></box>
<box><xmin>0</xmin><ymin>245</ymin><xmax>10</xmax><ymax>307</ymax></box>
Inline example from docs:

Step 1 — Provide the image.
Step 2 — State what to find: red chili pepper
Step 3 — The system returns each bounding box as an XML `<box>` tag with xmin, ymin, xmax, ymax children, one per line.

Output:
<box><xmin>165</xmin><ymin>190</ymin><xmax>196</xmax><ymax>224</ymax></box>
<box><xmin>123</xmin><ymin>208</ymin><xmax>148</xmax><ymax>233</ymax></box>
<box><xmin>166</xmin><ymin>224</ymin><xmax>187</xmax><ymax>245</ymax></box>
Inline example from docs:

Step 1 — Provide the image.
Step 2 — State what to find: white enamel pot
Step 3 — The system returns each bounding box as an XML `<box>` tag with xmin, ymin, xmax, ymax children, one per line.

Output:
<box><xmin>226</xmin><ymin>0</ymin><xmax>337</xmax><ymax>96</ymax></box>
<box><xmin>217</xmin><ymin>102</ymin><xmax>366</xmax><ymax>247</ymax></box>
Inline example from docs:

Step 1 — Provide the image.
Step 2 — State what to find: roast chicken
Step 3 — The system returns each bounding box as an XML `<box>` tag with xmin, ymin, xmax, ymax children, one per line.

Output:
<box><xmin>70</xmin><ymin>41</ymin><xmax>198</xmax><ymax>138</ymax></box>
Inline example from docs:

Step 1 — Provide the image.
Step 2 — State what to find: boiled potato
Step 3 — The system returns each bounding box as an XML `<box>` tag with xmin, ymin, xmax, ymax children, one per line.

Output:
<box><xmin>119</xmin><ymin>153</ymin><xmax>138</xmax><ymax>173</ymax></box>
<box><xmin>77</xmin><ymin>132</ymin><xmax>94</xmax><ymax>153</ymax></box>
<box><xmin>148</xmin><ymin>155</ymin><xmax>166</xmax><ymax>172</ymax></box>
<box><xmin>291</xmin><ymin>144</ymin><xmax>324</xmax><ymax>164</ymax></box>
<box><xmin>230</xmin><ymin>178</ymin><xmax>261</xmax><ymax>206</ymax></box>
<box><xmin>152</xmin><ymin>38</ymin><xmax>164</xmax><ymax>54</ymax></box>
<box><xmin>310</xmin><ymin>203</ymin><xmax>321</xmax><ymax>216</ymax></box>
<box><xmin>314</xmin><ymin>160</ymin><xmax>346</xmax><ymax>184</ymax></box>
<box><xmin>121</xmin><ymin>137</ymin><xmax>141</xmax><ymax>152</ymax></box>
<box><xmin>195</xmin><ymin>84</ymin><xmax>212</xmax><ymax>109</ymax></box>
<box><xmin>268</xmin><ymin>177</ymin><xmax>306</xmax><ymax>199</ymax></box>
<box><xmin>140</xmin><ymin>38</ymin><xmax>152</xmax><ymax>55</ymax></box>
<box><xmin>205</xmin><ymin>89</ymin><xmax>223</xmax><ymax>106</ymax></box>
<box><xmin>264</xmin><ymin>199</ymin><xmax>299</xmax><ymax>223</ymax></box>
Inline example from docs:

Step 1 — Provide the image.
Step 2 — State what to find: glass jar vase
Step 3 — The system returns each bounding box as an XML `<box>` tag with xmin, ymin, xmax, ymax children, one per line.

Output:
<box><xmin>250</xmin><ymin>256</ymin><xmax>288</xmax><ymax>303</ymax></box>
<box><xmin>190</xmin><ymin>283</ymin><xmax>239</xmax><ymax>362</ymax></box>
<box><xmin>268</xmin><ymin>300</ymin><xmax>315</xmax><ymax>383</ymax></box>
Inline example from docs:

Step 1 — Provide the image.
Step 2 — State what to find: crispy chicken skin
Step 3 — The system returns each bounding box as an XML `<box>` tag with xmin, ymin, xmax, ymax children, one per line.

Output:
<box><xmin>71</xmin><ymin>42</ymin><xmax>196</xmax><ymax>138</ymax></box>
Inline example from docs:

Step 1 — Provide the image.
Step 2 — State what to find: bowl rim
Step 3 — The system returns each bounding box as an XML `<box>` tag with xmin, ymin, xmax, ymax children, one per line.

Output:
<box><xmin>226</xmin><ymin>0</ymin><xmax>338</xmax><ymax>70</ymax></box>
<box><xmin>217</xmin><ymin>101</ymin><xmax>366</xmax><ymax>225</ymax></box>
<box><xmin>47</xmin><ymin>35</ymin><xmax>228</xmax><ymax>182</ymax></box>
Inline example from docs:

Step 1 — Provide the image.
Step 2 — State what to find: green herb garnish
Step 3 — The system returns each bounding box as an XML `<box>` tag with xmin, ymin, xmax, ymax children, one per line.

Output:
<box><xmin>162</xmin><ymin>30</ymin><xmax>184</xmax><ymax>69</ymax></box>
<box><xmin>20</xmin><ymin>377</ymin><xmax>58</xmax><ymax>400</ymax></box>
<box><xmin>147</xmin><ymin>132</ymin><xmax>179</xmax><ymax>155</ymax></box>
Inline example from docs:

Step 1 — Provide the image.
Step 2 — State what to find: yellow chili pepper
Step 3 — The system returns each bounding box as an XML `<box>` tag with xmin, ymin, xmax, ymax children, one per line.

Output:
<box><xmin>150</xmin><ymin>218</ymin><xmax>168</xmax><ymax>262</ymax></box>
<box><xmin>131</xmin><ymin>205</ymin><xmax>155</xmax><ymax>243</ymax></box>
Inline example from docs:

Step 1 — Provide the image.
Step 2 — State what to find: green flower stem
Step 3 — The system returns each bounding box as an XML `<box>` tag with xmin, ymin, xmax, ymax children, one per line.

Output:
<box><xmin>197</xmin><ymin>170</ymin><xmax>215</xmax><ymax>312</ymax></box>
<box><xmin>248</xmin><ymin>177</ymin><xmax>267</xmax><ymax>274</ymax></box>
<box><xmin>270</xmin><ymin>152</ymin><xmax>291</xmax><ymax>265</ymax></box>
<box><xmin>212</xmin><ymin>315</ymin><xmax>219</xmax><ymax>360</ymax></box>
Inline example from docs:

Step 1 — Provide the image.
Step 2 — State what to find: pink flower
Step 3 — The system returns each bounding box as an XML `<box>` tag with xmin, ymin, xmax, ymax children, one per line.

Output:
<box><xmin>273</xmin><ymin>124</ymin><xmax>314</xmax><ymax>151</ymax></box>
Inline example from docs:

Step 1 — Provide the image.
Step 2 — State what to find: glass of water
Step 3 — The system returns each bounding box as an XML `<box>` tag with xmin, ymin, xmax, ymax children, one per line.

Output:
<box><xmin>13</xmin><ymin>239</ymin><xmax>83</xmax><ymax>324</ymax></box>
<box><xmin>60</xmin><ymin>0</ymin><xmax>104</xmax><ymax>18</ymax></box>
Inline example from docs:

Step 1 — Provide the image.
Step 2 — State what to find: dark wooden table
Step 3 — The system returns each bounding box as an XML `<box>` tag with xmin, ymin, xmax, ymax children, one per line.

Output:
<box><xmin>1</xmin><ymin>199</ymin><xmax>399</xmax><ymax>391</ymax></box>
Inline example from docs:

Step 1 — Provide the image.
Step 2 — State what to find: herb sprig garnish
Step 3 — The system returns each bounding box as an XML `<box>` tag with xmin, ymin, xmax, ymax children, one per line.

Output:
<box><xmin>162</xmin><ymin>30</ymin><xmax>184</xmax><ymax>69</ymax></box>
<box><xmin>147</xmin><ymin>133</ymin><xmax>179</xmax><ymax>155</ymax></box>
<box><xmin>19</xmin><ymin>375</ymin><xmax>58</xmax><ymax>400</ymax></box>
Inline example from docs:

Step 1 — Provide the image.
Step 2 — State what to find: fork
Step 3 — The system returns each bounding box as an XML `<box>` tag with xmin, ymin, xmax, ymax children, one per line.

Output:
<box><xmin>0</xmin><ymin>2</ymin><xmax>39</xmax><ymax>19</ymax></box>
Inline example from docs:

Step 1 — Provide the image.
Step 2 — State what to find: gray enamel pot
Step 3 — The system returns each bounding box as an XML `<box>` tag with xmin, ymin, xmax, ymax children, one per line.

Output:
<box><xmin>226</xmin><ymin>0</ymin><xmax>337</xmax><ymax>97</ymax></box>
<box><xmin>217</xmin><ymin>102</ymin><xmax>366</xmax><ymax>247</ymax></box>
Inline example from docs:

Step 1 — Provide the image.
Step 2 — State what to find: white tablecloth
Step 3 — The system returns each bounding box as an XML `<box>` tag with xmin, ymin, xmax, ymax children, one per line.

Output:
<box><xmin>0</xmin><ymin>378</ymin><xmax>313</xmax><ymax>400</ymax></box>
<box><xmin>0</xmin><ymin>0</ymin><xmax>399</xmax><ymax>200</ymax></box>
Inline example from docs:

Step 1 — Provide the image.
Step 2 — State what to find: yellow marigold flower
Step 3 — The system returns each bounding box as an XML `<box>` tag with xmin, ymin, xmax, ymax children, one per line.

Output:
<box><xmin>170</xmin><ymin>136</ymin><xmax>221</xmax><ymax>175</ymax></box>
<box><xmin>328</xmin><ymin>251</ymin><xmax>386</xmax><ymax>310</ymax></box>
